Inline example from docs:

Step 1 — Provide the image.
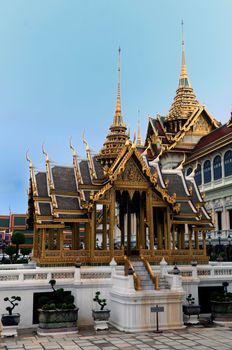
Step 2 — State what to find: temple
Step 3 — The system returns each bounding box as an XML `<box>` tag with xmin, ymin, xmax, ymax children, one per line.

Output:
<box><xmin>27</xmin><ymin>34</ymin><xmax>216</xmax><ymax>267</ymax></box>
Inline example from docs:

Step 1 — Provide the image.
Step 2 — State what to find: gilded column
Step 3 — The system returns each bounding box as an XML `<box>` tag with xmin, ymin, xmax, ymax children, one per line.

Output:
<box><xmin>103</xmin><ymin>205</ymin><xmax>107</xmax><ymax>250</ymax></box>
<box><xmin>147</xmin><ymin>189</ymin><xmax>154</xmax><ymax>255</ymax></box>
<box><xmin>139</xmin><ymin>192</ymin><xmax>145</xmax><ymax>248</ymax></box>
<box><xmin>166</xmin><ymin>207</ymin><xmax>171</xmax><ymax>251</ymax></box>
<box><xmin>85</xmin><ymin>221</ymin><xmax>90</xmax><ymax>250</ymax></box>
<box><xmin>72</xmin><ymin>223</ymin><xmax>80</xmax><ymax>250</ymax></box>
<box><xmin>157</xmin><ymin>210</ymin><xmax>163</xmax><ymax>250</ymax></box>
<box><xmin>194</xmin><ymin>231</ymin><xmax>199</xmax><ymax>251</ymax></box>
<box><xmin>41</xmin><ymin>228</ymin><xmax>46</xmax><ymax>258</ymax></box>
<box><xmin>90</xmin><ymin>206</ymin><xmax>96</xmax><ymax>257</ymax></box>
<box><xmin>59</xmin><ymin>228</ymin><xmax>64</xmax><ymax>257</ymax></box>
<box><xmin>189</xmin><ymin>227</ymin><xmax>192</xmax><ymax>255</ymax></box>
<box><xmin>203</xmin><ymin>232</ymin><xmax>206</xmax><ymax>256</ymax></box>
<box><xmin>163</xmin><ymin>208</ymin><xmax>168</xmax><ymax>250</ymax></box>
<box><xmin>109</xmin><ymin>189</ymin><xmax>115</xmax><ymax>257</ymax></box>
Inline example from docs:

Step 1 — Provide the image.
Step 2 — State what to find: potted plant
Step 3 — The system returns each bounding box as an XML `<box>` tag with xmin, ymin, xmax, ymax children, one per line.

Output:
<box><xmin>210</xmin><ymin>282</ymin><xmax>232</xmax><ymax>323</ymax></box>
<box><xmin>37</xmin><ymin>279</ymin><xmax>79</xmax><ymax>335</ymax></box>
<box><xmin>1</xmin><ymin>296</ymin><xmax>21</xmax><ymax>337</ymax></box>
<box><xmin>92</xmin><ymin>291</ymin><xmax>110</xmax><ymax>330</ymax></box>
<box><xmin>183</xmin><ymin>294</ymin><xmax>201</xmax><ymax>325</ymax></box>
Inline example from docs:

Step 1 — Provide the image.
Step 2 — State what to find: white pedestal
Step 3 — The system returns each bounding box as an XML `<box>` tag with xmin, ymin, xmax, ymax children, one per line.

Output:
<box><xmin>1</xmin><ymin>325</ymin><xmax>18</xmax><ymax>338</ymax></box>
<box><xmin>94</xmin><ymin>320</ymin><xmax>109</xmax><ymax>331</ymax></box>
<box><xmin>110</xmin><ymin>288</ymin><xmax>185</xmax><ymax>332</ymax></box>
<box><xmin>183</xmin><ymin>314</ymin><xmax>199</xmax><ymax>325</ymax></box>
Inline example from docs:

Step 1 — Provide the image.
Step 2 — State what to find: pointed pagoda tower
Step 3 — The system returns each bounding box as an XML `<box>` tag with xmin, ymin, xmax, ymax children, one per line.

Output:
<box><xmin>165</xmin><ymin>21</ymin><xmax>200</xmax><ymax>132</ymax></box>
<box><xmin>97</xmin><ymin>48</ymin><xmax>129</xmax><ymax>168</ymax></box>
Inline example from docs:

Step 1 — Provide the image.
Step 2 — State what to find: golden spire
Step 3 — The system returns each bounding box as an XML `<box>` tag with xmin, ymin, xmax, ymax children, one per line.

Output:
<box><xmin>97</xmin><ymin>48</ymin><xmax>128</xmax><ymax>166</ymax></box>
<box><xmin>179</xmin><ymin>20</ymin><xmax>190</xmax><ymax>88</ymax></box>
<box><xmin>113</xmin><ymin>47</ymin><xmax>123</xmax><ymax>126</ymax></box>
<box><xmin>166</xmin><ymin>21</ymin><xmax>199</xmax><ymax>122</ymax></box>
<box><xmin>136</xmin><ymin>110</ymin><xmax>142</xmax><ymax>146</ymax></box>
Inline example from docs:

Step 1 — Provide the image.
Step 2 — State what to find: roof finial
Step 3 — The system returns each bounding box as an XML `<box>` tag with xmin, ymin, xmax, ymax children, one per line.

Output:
<box><xmin>26</xmin><ymin>150</ymin><xmax>33</xmax><ymax>168</ymax></box>
<box><xmin>136</xmin><ymin>109</ymin><xmax>142</xmax><ymax>146</ymax></box>
<box><xmin>42</xmin><ymin>143</ymin><xmax>49</xmax><ymax>162</ymax></box>
<box><xmin>113</xmin><ymin>47</ymin><xmax>123</xmax><ymax>126</ymax></box>
<box><xmin>69</xmin><ymin>137</ymin><xmax>77</xmax><ymax>157</ymax></box>
<box><xmin>179</xmin><ymin>20</ymin><xmax>190</xmax><ymax>88</ymax></box>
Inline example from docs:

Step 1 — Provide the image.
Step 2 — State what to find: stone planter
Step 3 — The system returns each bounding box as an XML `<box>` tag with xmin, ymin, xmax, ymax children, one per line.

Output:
<box><xmin>211</xmin><ymin>301</ymin><xmax>232</xmax><ymax>322</ymax></box>
<box><xmin>92</xmin><ymin>309</ymin><xmax>110</xmax><ymax>330</ymax></box>
<box><xmin>183</xmin><ymin>305</ymin><xmax>201</xmax><ymax>325</ymax></box>
<box><xmin>37</xmin><ymin>308</ymin><xmax>79</xmax><ymax>335</ymax></box>
<box><xmin>1</xmin><ymin>314</ymin><xmax>20</xmax><ymax>338</ymax></box>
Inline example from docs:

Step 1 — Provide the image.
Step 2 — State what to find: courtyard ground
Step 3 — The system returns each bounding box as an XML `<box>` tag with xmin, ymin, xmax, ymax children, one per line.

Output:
<box><xmin>1</xmin><ymin>325</ymin><xmax>232</xmax><ymax>350</ymax></box>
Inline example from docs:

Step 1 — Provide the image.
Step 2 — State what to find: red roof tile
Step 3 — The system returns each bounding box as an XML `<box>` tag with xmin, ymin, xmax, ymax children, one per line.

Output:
<box><xmin>193</xmin><ymin>124</ymin><xmax>232</xmax><ymax>153</ymax></box>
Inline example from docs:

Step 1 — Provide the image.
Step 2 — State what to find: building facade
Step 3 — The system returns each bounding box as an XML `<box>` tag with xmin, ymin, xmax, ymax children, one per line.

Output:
<box><xmin>27</xmin><ymin>43</ymin><xmax>213</xmax><ymax>267</ymax></box>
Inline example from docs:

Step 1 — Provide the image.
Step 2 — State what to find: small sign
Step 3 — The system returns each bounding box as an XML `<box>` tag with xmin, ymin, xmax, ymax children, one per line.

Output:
<box><xmin>151</xmin><ymin>306</ymin><xmax>164</xmax><ymax>313</ymax></box>
<box><xmin>151</xmin><ymin>304</ymin><xmax>164</xmax><ymax>333</ymax></box>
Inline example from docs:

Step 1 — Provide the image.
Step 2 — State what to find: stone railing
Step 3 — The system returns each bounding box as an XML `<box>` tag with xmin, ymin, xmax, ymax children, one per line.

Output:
<box><xmin>152</xmin><ymin>263</ymin><xmax>232</xmax><ymax>281</ymax></box>
<box><xmin>0</xmin><ymin>265</ymin><xmax>113</xmax><ymax>283</ymax></box>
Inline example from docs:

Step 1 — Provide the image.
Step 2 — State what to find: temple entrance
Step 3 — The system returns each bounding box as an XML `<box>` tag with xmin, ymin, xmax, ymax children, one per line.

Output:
<box><xmin>115</xmin><ymin>190</ymin><xmax>147</xmax><ymax>256</ymax></box>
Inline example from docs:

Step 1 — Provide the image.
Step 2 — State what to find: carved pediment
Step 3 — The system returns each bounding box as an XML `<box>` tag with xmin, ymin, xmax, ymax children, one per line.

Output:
<box><xmin>116</xmin><ymin>157</ymin><xmax>148</xmax><ymax>184</ymax></box>
<box><xmin>193</xmin><ymin>115</ymin><xmax>211</xmax><ymax>134</ymax></box>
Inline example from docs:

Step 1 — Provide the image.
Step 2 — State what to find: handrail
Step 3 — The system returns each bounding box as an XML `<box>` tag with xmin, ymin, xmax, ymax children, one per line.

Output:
<box><xmin>140</xmin><ymin>255</ymin><xmax>159</xmax><ymax>290</ymax></box>
<box><xmin>124</xmin><ymin>256</ymin><xmax>141</xmax><ymax>291</ymax></box>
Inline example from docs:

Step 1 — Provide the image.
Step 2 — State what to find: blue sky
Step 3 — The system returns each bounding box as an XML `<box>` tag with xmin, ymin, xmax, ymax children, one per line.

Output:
<box><xmin>0</xmin><ymin>0</ymin><xmax>232</xmax><ymax>214</ymax></box>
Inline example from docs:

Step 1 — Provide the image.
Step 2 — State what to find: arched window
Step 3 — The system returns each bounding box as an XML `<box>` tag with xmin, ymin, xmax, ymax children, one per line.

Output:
<box><xmin>213</xmin><ymin>155</ymin><xmax>222</xmax><ymax>180</ymax></box>
<box><xmin>203</xmin><ymin>160</ymin><xmax>211</xmax><ymax>184</ymax></box>
<box><xmin>186</xmin><ymin>167</ymin><xmax>192</xmax><ymax>176</ymax></box>
<box><xmin>224</xmin><ymin>150</ymin><xmax>232</xmax><ymax>177</ymax></box>
<box><xmin>195</xmin><ymin>164</ymin><xmax>202</xmax><ymax>186</ymax></box>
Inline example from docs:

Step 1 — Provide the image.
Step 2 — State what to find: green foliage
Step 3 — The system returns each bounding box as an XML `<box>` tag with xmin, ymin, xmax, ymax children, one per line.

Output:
<box><xmin>5</xmin><ymin>246</ymin><xmax>17</xmax><ymax>263</ymax></box>
<box><xmin>20</xmin><ymin>247</ymin><xmax>31</xmax><ymax>257</ymax></box>
<box><xmin>11</xmin><ymin>232</ymin><xmax>25</xmax><ymax>257</ymax></box>
<box><xmin>3</xmin><ymin>296</ymin><xmax>21</xmax><ymax>315</ymax></box>
<box><xmin>39</xmin><ymin>279</ymin><xmax>76</xmax><ymax>311</ymax></box>
<box><xmin>186</xmin><ymin>294</ymin><xmax>195</xmax><ymax>305</ymax></box>
<box><xmin>93</xmin><ymin>291</ymin><xmax>107</xmax><ymax>310</ymax></box>
<box><xmin>211</xmin><ymin>282</ymin><xmax>232</xmax><ymax>302</ymax></box>
<box><xmin>11</xmin><ymin>232</ymin><xmax>25</xmax><ymax>245</ymax></box>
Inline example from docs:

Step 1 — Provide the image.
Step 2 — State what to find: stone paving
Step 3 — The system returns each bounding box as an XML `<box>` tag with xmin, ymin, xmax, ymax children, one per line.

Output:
<box><xmin>1</xmin><ymin>326</ymin><xmax>232</xmax><ymax>350</ymax></box>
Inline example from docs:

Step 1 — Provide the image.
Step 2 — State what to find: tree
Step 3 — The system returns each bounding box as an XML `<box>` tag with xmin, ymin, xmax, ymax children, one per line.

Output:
<box><xmin>11</xmin><ymin>231</ymin><xmax>25</xmax><ymax>258</ymax></box>
<box><xmin>5</xmin><ymin>246</ymin><xmax>16</xmax><ymax>263</ymax></box>
<box><xmin>20</xmin><ymin>247</ymin><xmax>31</xmax><ymax>258</ymax></box>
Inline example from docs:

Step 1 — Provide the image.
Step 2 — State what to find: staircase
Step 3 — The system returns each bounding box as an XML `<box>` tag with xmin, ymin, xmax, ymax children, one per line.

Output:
<box><xmin>132</xmin><ymin>260</ymin><xmax>155</xmax><ymax>290</ymax></box>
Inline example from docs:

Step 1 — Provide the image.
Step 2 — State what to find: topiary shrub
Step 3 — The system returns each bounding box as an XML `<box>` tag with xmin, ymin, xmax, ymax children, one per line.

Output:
<box><xmin>39</xmin><ymin>280</ymin><xmax>76</xmax><ymax>310</ymax></box>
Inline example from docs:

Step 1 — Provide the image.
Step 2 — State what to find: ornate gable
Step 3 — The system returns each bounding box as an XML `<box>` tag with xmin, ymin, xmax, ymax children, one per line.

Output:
<box><xmin>115</xmin><ymin>157</ymin><xmax>149</xmax><ymax>187</ymax></box>
<box><xmin>192</xmin><ymin>114</ymin><xmax>212</xmax><ymax>134</ymax></box>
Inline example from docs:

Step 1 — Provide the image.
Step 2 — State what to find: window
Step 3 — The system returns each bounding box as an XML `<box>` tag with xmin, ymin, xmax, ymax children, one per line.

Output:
<box><xmin>195</xmin><ymin>164</ymin><xmax>202</xmax><ymax>186</ymax></box>
<box><xmin>186</xmin><ymin>167</ymin><xmax>192</xmax><ymax>176</ymax></box>
<box><xmin>229</xmin><ymin>209</ymin><xmax>232</xmax><ymax>230</ymax></box>
<box><xmin>224</xmin><ymin>150</ymin><xmax>232</xmax><ymax>177</ymax></box>
<box><xmin>217</xmin><ymin>211</ymin><xmax>222</xmax><ymax>231</ymax></box>
<box><xmin>213</xmin><ymin>155</ymin><xmax>222</xmax><ymax>180</ymax></box>
<box><xmin>203</xmin><ymin>160</ymin><xmax>211</xmax><ymax>184</ymax></box>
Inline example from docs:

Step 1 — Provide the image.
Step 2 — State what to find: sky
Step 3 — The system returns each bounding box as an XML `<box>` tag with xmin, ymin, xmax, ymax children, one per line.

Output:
<box><xmin>0</xmin><ymin>0</ymin><xmax>232</xmax><ymax>214</ymax></box>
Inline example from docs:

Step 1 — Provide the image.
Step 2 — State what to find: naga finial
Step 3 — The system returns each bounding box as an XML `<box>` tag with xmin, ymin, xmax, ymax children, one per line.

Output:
<box><xmin>42</xmin><ymin>143</ymin><xmax>49</xmax><ymax>162</ymax></box>
<box><xmin>69</xmin><ymin>137</ymin><xmax>77</xmax><ymax>156</ymax></box>
<box><xmin>82</xmin><ymin>133</ymin><xmax>90</xmax><ymax>151</ymax></box>
<box><xmin>26</xmin><ymin>150</ymin><xmax>32</xmax><ymax>168</ymax></box>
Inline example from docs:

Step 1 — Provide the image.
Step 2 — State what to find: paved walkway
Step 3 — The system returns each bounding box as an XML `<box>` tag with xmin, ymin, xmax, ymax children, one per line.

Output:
<box><xmin>1</xmin><ymin>326</ymin><xmax>232</xmax><ymax>350</ymax></box>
